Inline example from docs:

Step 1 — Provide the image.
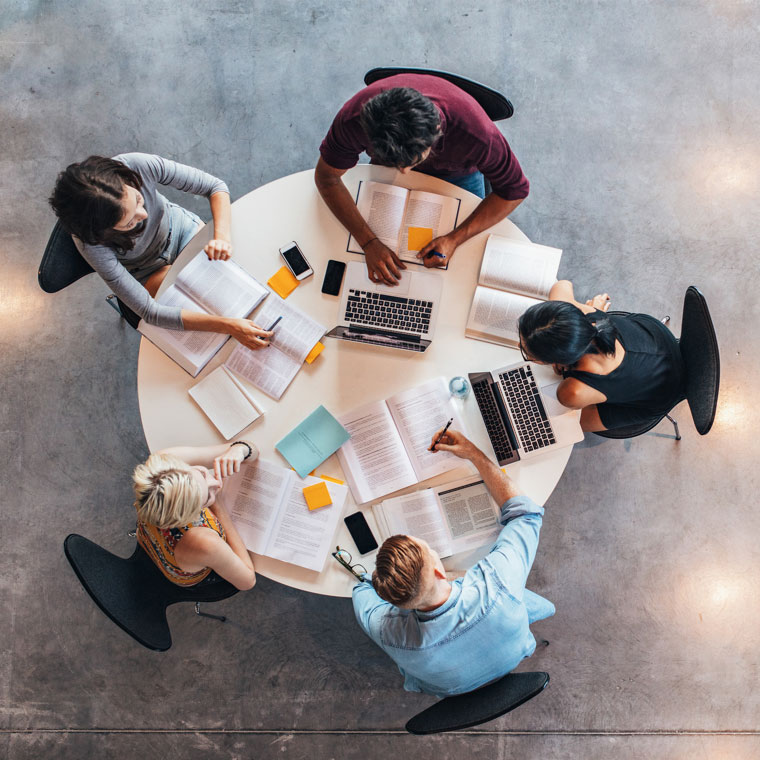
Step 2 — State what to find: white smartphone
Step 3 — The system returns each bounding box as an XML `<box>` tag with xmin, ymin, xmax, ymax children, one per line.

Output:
<box><xmin>279</xmin><ymin>241</ymin><xmax>314</xmax><ymax>280</ymax></box>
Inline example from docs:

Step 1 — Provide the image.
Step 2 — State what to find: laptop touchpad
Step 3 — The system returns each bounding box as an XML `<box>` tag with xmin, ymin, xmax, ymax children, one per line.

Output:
<box><xmin>365</xmin><ymin>271</ymin><xmax>412</xmax><ymax>297</ymax></box>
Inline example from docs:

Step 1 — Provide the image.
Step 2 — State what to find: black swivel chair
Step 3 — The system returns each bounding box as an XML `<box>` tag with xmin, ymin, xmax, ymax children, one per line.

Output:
<box><xmin>63</xmin><ymin>533</ymin><xmax>238</xmax><ymax>652</ymax></box>
<box><xmin>38</xmin><ymin>222</ymin><xmax>141</xmax><ymax>329</ymax></box>
<box><xmin>595</xmin><ymin>286</ymin><xmax>720</xmax><ymax>441</ymax></box>
<box><xmin>405</xmin><ymin>671</ymin><xmax>549</xmax><ymax>735</ymax></box>
<box><xmin>364</xmin><ymin>67</ymin><xmax>514</xmax><ymax>196</ymax></box>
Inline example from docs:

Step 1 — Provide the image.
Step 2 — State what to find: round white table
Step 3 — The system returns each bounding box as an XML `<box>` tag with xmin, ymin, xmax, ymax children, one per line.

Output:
<box><xmin>137</xmin><ymin>165</ymin><xmax>574</xmax><ymax>597</ymax></box>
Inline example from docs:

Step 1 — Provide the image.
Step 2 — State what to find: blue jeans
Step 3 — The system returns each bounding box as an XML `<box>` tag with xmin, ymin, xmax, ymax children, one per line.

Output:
<box><xmin>443</xmin><ymin>170</ymin><xmax>486</xmax><ymax>199</ymax></box>
<box><xmin>160</xmin><ymin>202</ymin><xmax>204</xmax><ymax>266</ymax></box>
<box><xmin>524</xmin><ymin>588</ymin><xmax>556</xmax><ymax>624</ymax></box>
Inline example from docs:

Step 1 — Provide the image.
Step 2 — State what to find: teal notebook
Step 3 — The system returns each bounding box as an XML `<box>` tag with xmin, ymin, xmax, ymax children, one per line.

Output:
<box><xmin>276</xmin><ymin>405</ymin><xmax>350</xmax><ymax>478</ymax></box>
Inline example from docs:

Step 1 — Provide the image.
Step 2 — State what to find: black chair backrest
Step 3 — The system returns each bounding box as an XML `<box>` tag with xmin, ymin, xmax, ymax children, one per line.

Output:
<box><xmin>364</xmin><ymin>67</ymin><xmax>514</xmax><ymax>121</ymax></box>
<box><xmin>38</xmin><ymin>222</ymin><xmax>95</xmax><ymax>293</ymax></box>
<box><xmin>64</xmin><ymin>534</ymin><xmax>238</xmax><ymax>651</ymax></box>
<box><xmin>405</xmin><ymin>671</ymin><xmax>549</xmax><ymax>735</ymax></box>
<box><xmin>678</xmin><ymin>286</ymin><xmax>720</xmax><ymax>435</ymax></box>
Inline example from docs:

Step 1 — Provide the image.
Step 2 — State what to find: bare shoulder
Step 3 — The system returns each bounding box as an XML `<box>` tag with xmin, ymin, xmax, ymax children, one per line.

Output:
<box><xmin>557</xmin><ymin>378</ymin><xmax>605</xmax><ymax>407</ymax></box>
<box><xmin>174</xmin><ymin>526</ymin><xmax>225</xmax><ymax>564</ymax></box>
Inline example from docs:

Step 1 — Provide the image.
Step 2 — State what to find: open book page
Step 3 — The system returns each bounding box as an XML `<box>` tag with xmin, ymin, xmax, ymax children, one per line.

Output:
<box><xmin>336</xmin><ymin>400</ymin><xmax>417</xmax><ymax>504</ymax></box>
<box><xmin>375</xmin><ymin>489</ymin><xmax>453</xmax><ymax>558</ymax></box>
<box><xmin>225</xmin><ymin>343</ymin><xmax>300</xmax><ymax>401</ymax></box>
<box><xmin>387</xmin><ymin>377</ymin><xmax>469</xmax><ymax>483</ymax></box>
<box><xmin>188</xmin><ymin>366</ymin><xmax>262</xmax><ymax>440</ymax></box>
<box><xmin>138</xmin><ymin>286</ymin><xmax>227</xmax><ymax>375</ymax></box>
<box><xmin>466</xmin><ymin>287</ymin><xmax>542</xmax><ymax>347</ymax></box>
<box><xmin>256</xmin><ymin>295</ymin><xmax>326</xmax><ymax>364</ymax></box>
<box><xmin>435</xmin><ymin>477</ymin><xmax>501</xmax><ymax>555</ymax></box>
<box><xmin>219</xmin><ymin>458</ymin><xmax>294</xmax><ymax>554</ymax></box>
<box><xmin>348</xmin><ymin>181</ymin><xmax>408</xmax><ymax>254</ymax></box>
<box><xmin>174</xmin><ymin>252</ymin><xmax>268</xmax><ymax>318</ymax></box>
<box><xmin>478</xmin><ymin>235</ymin><xmax>562</xmax><ymax>299</ymax></box>
<box><xmin>265</xmin><ymin>476</ymin><xmax>348</xmax><ymax>572</ymax></box>
<box><xmin>398</xmin><ymin>190</ymin><xmax>461</xmax><ymax>263</ymax></box>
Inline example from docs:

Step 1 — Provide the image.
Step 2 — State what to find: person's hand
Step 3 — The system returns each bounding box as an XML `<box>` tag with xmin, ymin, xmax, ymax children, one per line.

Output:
<box><xmin>213</xmin><ymin>442</ymin><xmax>258</xmax><ymax>481</ymax></box>
<box><xmin>228</xmin><ymin>318</ymin><xmax>273</xmax><ymax>350</ymax></box>
<box><xmin>204</xmin><ymin>238</ymin><xmax>232</xmax><ymax>261</ymax></box>
<box><xmin>364</xmin><ymin>238</ymin><xmax>406</xmax><ymax>285</ymax></box>
<box><xmin>586</xmin><ymin>293</ymin><xmax>611</xmax><ymax>312</ymax></box>
<box><xmin>417</xmin><ymin>233</ymin><xmax>458</xmax><ymax>269</ymax></box>
<box><xmin>429</xmin><ymin>428</ymin><xmax>480</xmax><ymax>459</ymax></box>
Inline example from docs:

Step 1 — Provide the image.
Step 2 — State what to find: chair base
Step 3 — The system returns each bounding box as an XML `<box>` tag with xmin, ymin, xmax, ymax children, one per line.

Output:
<box><xmin>195</xmin><ymin>602</ymin><xmax>227</xmax><ymax>623</ymax></box>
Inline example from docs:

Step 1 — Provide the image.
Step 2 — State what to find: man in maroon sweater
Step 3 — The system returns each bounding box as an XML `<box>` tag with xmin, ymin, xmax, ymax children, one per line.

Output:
<box><xmin>315</xmin><ymin>73</ymin><xmax>530</xmax><ymax>285</ymax></box>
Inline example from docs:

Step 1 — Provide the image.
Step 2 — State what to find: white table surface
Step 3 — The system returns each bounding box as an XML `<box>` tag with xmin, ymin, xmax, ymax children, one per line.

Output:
<box><xmin>136</xmin><ymin>164</ymin><xmax>574</xmax><ymax>597</ymax></box>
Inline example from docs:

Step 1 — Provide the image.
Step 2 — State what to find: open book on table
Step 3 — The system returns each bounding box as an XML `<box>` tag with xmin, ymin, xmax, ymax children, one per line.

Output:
<box><xmin>224</xmin><ymin>294</ymin><xmax>326</xmax><ymax>400</ymax></box>
<box><xmin>138</xmin><ymin>251</ymin><xmax>268</xmax><ymax>376</ymax></box>
<box><xmin>347</xmin><ymin>180</ymin><xmax>461</xmax><ymax>266</ymax></box>
<box><xmin>465</xmin><ymin>234</ymin><xmax>563</xmax><ymax>347</ymax></box>
<box><xmin>373</xmin><ymin>474</ymin><xmax>502</xmax><ymax>559</ymax></box>
<box><xmin>336</xmin><ymin>376</ymin><xmax>470</xmax><ymax>505</ymax></box>
<box><xmin>217</xmin><ymin>458</ymin><xmax>348</xmax><ymax>572</ymax></box>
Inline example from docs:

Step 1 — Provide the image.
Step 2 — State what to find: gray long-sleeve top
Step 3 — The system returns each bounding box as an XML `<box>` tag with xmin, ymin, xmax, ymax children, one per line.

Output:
<box><xmin>75</xmin><ymin>153</ymin><xmax>229</xmax><ymax>329</ymax></box>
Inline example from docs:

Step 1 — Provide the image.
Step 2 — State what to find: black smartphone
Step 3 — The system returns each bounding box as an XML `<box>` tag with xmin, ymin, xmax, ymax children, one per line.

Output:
<box><xmin>344</xmin><ymin>511</ymin><xmax>379</xmax><ymax>555</ymax></box>
<box><xmin>321</xmin><ymin>259</ymin><xmax>346</xmax><ymax>296</ymax></box>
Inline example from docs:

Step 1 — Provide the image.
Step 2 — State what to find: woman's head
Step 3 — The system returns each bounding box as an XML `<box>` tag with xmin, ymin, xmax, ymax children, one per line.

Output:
<box><xmin>49</xmin><ymin>156</ymin><xmax>146</xmax><ymax>250</ymax></box>
<box><xmin>518</xmin><ymin>301</ymin><xmax>619</xmax><ymax>366</ymax></box>
<box><xmin>133</xmin><ymin>453</ymin><xmax>221</xmax><ymax>529</ymax></box>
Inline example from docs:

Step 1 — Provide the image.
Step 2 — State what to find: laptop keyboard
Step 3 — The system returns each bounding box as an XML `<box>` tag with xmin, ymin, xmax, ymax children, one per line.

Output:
<box><xmin>472</xmin><ymin>378</ymin><xmax>517</xmax><ymax>463</ymax></box>
<box><xmin>499</xmin><ymin>365</ymin><xmax>556</xmax><ymax>452</ymax></box>
<box><xmin>345</xmin><ymin>290</ymin><xmax>433</xmax><ymax>334</ymax></box>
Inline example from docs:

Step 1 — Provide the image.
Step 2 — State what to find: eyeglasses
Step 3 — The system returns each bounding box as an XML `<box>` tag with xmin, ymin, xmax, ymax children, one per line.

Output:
<box><xmin>519</xmin><ymin>341</ymin><xmax>530</xmax><ymax>362</ymax></box>
<box><xmin>331</xmin><ymin>546</ymin><xmax>367</xmax><ymax>580</ymax></box>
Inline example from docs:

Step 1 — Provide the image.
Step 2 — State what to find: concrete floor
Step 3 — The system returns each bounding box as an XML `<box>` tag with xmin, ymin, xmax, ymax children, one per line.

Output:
<box><xmin>2</xmin><ymin>1</ymin><xmax>759</xmax><ymax>758</ymax></box>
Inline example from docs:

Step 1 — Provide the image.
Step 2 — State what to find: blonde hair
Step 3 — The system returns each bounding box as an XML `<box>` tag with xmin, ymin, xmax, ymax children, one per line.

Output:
<box><xmin>132</xmin><ymin>453</ymin><xmax>204</xmax><ymax>529</ymax></box>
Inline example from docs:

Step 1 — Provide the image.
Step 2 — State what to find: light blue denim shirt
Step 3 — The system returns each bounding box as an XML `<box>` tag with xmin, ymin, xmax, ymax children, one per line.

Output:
<box><xmin>352</xmin><ymin>495</ymin><xmax>555</xmax><ymax>697</ymax></box>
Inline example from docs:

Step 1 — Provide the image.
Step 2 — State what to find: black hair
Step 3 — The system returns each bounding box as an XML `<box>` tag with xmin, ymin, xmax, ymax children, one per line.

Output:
<box><xmin>518</xmin><ymin>301</ymin><xmax>619</xmax><ymax>366</ymax></box>
<box><xmin>49</xmin><ymin>156</ymin><xmax>143</xmax><ymax>251</ymax></box>
<box><xmin>359</xmin><ymin>87</ymin><xmax>442</xmax><ymax>168</ymax></box>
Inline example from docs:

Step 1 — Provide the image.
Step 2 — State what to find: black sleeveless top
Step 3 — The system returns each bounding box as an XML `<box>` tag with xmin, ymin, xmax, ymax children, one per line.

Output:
<box><xmin>564</xmin><ymin>312</ymin><xmax>685</xmax><ymax>413</ymax></box>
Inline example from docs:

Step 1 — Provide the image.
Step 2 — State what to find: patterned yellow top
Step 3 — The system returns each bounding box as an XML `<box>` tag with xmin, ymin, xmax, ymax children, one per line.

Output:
<box><xmin>137</xmin><ymin>507</ymin><xmax>226</xmax><ymax>586</ymax></box>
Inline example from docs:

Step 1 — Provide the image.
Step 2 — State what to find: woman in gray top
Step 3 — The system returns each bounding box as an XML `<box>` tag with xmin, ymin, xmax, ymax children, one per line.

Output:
<box><xmin>49</xmin><ymin>153</ymin><xmax>271</xmax><ymax>349</ymax></box>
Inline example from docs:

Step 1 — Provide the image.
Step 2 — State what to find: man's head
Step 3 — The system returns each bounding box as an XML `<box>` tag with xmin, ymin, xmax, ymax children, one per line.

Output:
<box><xmin>360</xmin><ymin>87</ymin><xmax>442</xmax><ymax>170</ymax></box>
<box><xmin>372</xmin><ymin>534</ymin><xmax>447</xmax><ymax>608</ymax></box>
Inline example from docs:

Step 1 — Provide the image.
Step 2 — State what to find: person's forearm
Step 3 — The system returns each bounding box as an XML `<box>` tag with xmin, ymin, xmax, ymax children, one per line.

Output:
<box><xmin>209</xmin><ymin>191</ymin><xmax>231</xmax><ymax>241</ymax></box>
<box><xmin>468</xmin><ymin>447</ymin><xmax>523</xmax><ymax>506</ymax></box>
<box><xmin>450</xmin><ymin>194</ymin><xmax>523</xmax><ymax>246</ymax></box>
<box><xmin>180</xmin><ymin>310</ymin><xmax>234</xmax><ymax>335</ymax></box>
<box><xmin>159</xmin><ymin>442</ymin><xmax>238</xmax><ymax>466</ymax></box>
<box><xmin>211</xmin><ymin>506</ymin><xmax>256</xmax><ymax>573</ymax></box>
<box><xmin>315</xmin><ymin>174</ymin><xmax>376</xmax><ymax>246</ymax></box>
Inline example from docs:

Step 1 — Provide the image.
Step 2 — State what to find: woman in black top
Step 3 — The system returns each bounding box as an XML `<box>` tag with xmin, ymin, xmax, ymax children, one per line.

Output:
<box><xmin>517</xmin><ymin>281</ymin><xmax>685</xmax><ymax>432</ymax></box>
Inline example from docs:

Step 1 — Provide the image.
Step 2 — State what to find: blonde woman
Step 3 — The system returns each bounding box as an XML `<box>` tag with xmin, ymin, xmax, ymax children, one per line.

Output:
<box><xmin>133</xmin><ymin>441</ymin><xmax>258</xmax><ymax>590</ymax></box>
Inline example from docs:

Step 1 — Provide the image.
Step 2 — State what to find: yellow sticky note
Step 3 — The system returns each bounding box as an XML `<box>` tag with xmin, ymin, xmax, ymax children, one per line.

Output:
<box><xmin>304</xmin><ymin>341</ymin><xmax>324</xmax><ymax>364</ymax></box>
<box><xmin>407</xmin><ymin>226</ymin><xmax>434</xmax><ymax>251</ymax></box>
<box><xmin>268</xmin><ymin>266</ymin><xmax>299</xmax><ymax>299</ymax></box>
<box><xmin>319</xmin><ymin>474</ymin><xmax>345</xmax><ymax>485</ymax></box>
<box><xmin>303</xmin><ymin>481</ymin><xmax>332</xmax><ymax>510</ymax></box>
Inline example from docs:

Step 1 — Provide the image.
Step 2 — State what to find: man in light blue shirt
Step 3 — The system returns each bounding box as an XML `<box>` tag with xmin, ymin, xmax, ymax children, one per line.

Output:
<box><xmin>352</xmin><ymin>429</ymin><xmax>555</xmax><ymax>697</ymax></box>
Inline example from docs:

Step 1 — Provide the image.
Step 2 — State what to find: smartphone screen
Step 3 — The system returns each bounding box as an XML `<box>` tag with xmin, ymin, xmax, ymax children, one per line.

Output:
<box><xmin>344</xmin><ymin>511</ymin><xmax>379</xmax><ymax>555</ymax></box>
<box><xmin>280</xmin><ymin>243</ymin><xmax>311</xmax><ymax>277</ymax></box>
<box><xmin>321</xmin><ymin>259</ymin><xmax>346</xmax><ymax>295</ymax></box>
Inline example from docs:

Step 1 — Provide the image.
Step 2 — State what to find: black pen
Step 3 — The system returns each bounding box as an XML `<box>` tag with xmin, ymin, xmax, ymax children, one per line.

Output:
<box><xmin>266</xmin><ymin>315</ymin><xmax>283</xmax><ymax>331</ymax></box>
<box><xmin>430</xmin><ymin>417</ymin><xmax>454</xmax><ymax>451</ymax></box>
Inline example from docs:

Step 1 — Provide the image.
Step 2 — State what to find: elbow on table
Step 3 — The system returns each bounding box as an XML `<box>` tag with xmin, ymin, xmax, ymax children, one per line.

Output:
<box><xmin>234</xmin><ymin>570</ymin><xmax>257</xmax><ymax>592</ymax></box>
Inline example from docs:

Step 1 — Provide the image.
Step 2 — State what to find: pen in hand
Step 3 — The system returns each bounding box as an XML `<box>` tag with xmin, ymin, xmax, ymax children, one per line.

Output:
<box><xmin>425</xmin><ymin>250</ymin><xmax>446</xmax><ymax>260</ymax></box>
<box><xmin>430</xmin><ymin>417</ymin><xmax>454</xmax><ymax>451</ymax></box>
<box><xmin>266</xmin><ymin>315</ymin><xmax>283</xmax><ymax>331</ymax></box>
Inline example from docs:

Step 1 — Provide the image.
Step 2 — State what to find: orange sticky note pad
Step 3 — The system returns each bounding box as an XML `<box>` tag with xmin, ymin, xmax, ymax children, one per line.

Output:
<box><xmin>268</xmin><ymin>266</ymin><xmax>299</xmax><ymax>298</ymax></box>
<box><xmin>303</xmin><ymin>481</ymin><xmax>332</xmax><ymax>510</ymax></box>
<box><xmin>407</xmin><ymin>226</ymin><xmax>434</xmax><ymax>251</ymax></box>
<box><xmin>304</xmin><ymin>341</ymin><xmax>324</xmax><ymax>364</ymax></box>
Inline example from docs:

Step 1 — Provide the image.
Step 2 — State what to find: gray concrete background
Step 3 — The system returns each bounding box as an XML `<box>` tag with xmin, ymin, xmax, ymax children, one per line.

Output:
<box><xmin>2</xmin><ymin>1</ymin><xmax>759</xmax><ymax>757</ymax></box>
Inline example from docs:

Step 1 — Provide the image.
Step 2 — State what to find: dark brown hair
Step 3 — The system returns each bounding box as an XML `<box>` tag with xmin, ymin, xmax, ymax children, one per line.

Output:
<box><xmin>49</xmin><ymin>155</ymin><xmax>143</xmax><ymax>251</ymax></box>
<box><xmin>372</xmin><ymin>535</ymin><xmax>427</xmax><ymax>606</ymax></box>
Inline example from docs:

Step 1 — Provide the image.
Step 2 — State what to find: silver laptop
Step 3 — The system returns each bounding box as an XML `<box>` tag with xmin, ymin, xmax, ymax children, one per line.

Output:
<box><xmin>326</xmin><ymin>261</ymin><xmax>443</xmax><ymax>353</ymax></box>
<box><xmin>469</xmin><ymin>361</ymin><xmax>584</xmax><ymax>464</ymax></box>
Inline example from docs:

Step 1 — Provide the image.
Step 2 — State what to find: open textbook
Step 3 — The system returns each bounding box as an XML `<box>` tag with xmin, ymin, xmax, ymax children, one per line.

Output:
<box><xmin>216</xmin><ymin>458</ymin><xmax>348</xmax><ymax>572</ymax></box>
<box><xmin>347</xmin><ymin>180</ymin><xmax>461</xmax><ymax>265</ymax></box>
<box><xmin>336</xmin><ymin>376</ymin><xmax>470</xmax><ymax>505</ymax></box>
<box><xmin>188</xmin><ymin>365</ymin><xmax>264</xmax><ymax>440</ymax></box>
<box><xmin>224</xmin><ymin>294</ymin><xmax>326</xmax><ymax>400</ymax></box>
<box><xmin>138</xmin><ymin>252</ymin><xmax>268</xmax><ymax>376</ymax></box>
<box><xmin>465</xmin><ymin>234</ymin><xmax>563</xmax><ymax>347</ymax></box>
<box><xmin>373</xmin><ymin>475</ymin><xmax>502</xmax><ymax>559</ymax></box>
